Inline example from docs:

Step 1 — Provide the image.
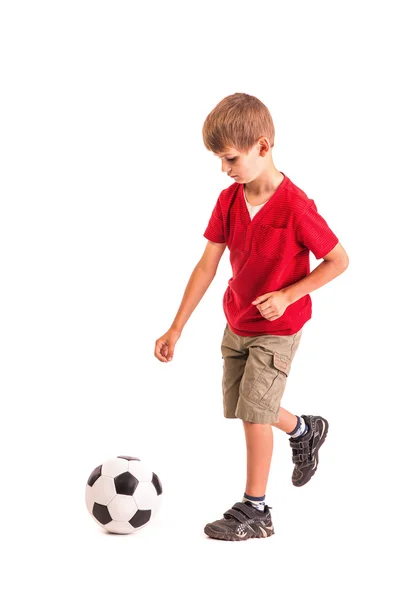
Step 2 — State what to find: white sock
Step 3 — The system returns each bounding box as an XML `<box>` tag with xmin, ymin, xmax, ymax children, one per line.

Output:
<box><xmin>242</xmin><ymin>492</ymin><xmax>265</xmax><ymax>512</ymax></box>
<box><xmin>289</xmin><ymin>416</ymin><xmax>308</xmax><ymax>438</ymax></box>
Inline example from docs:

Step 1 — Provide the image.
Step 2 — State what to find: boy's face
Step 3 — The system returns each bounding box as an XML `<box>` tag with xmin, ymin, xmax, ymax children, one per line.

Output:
<box><xmin>213</xmin><ymin>139</ymin><xmax>269</xmax><ymax>184</ymax></box>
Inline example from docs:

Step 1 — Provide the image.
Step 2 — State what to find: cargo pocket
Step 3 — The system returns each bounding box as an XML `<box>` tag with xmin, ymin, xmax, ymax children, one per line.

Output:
<box><xmin>246</xmin><ymin>351</ymin><xmax>292</xmax><ymax>413</ymax></box>
<box><xmin>273</xmin><ymin>352</ymin><xmax>291</xmax><ymax>376</ymax></box>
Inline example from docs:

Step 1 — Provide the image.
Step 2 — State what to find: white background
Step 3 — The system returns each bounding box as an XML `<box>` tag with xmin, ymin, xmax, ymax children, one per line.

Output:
<box><xmin>0</xmin><ymin>1</ymin><xmax>398</xmax><ymax>598</ymax></box>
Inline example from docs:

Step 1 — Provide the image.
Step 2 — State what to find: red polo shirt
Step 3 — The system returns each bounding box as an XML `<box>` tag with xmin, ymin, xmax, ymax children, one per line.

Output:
<box><xmin>203</xmin><ymin>172</ymin><xmax>339</xmax><ymax>336</ymax></box>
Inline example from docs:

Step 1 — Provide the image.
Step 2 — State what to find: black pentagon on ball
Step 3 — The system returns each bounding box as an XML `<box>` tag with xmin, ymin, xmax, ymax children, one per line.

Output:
<box><xmin>93</xmin><ymin>502</ymin><xmax>112</xmax><ymax>525</ymax></box>
<box><xmin>152</xmin><ymin>472</ymin><xmax>163</xmax><ymax>495</ymax></box>
<box><xmin>87</xmin><ymin>465</ymin><xmax>102</xmax><ymax>486</ymax></box>
<box><xmin>129</xmin><ymin>509</ymin><xmax>151</xmax><ymax>528</ymax></box>
<box><xmin>117</xmin><ymin>456</ymin><xmax>140</xmax><ymax>461</ymax></box>
<box><xmin>114</xmin><ymin>471</ymin><xmax>139</xmax><ymax>495</ymax></box>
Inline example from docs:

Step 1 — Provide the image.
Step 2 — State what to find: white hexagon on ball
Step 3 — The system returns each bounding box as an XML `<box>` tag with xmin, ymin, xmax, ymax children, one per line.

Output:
<box><xmin>101</xmin><ymin>458</ymin><xmax>129</xmax><ymax>478</ymax></box>
<box><xmin>128</xmin><ymin>460</ymin><xmax>153</xmax><ymax>481</ymax></box>
<box><xmin>105</xmin><ymin>520</ymin><xmax>134</xmax><ymax>535</ymax></box>
<box><xmin>134</xmin><ymin>481</ymin><xmax>158</xmax><ymax>510</ymax></box>
<box><xmin>92</xmin><ymin>476</ymin><xmax>116</xmax><ymax>505</ymax></box>
<box><xmin>108</xmin><ymin>494</ymin><xmax>137</xmax><ymax>522</ymax></box>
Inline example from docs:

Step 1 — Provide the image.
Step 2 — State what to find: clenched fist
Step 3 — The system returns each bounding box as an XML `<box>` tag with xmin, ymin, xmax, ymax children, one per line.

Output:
<box><xmin>154</xmin><ymin>328</ymin><xmax>181</xmax><ymax>363</ymax></box>
<box><xmin>252</xmin><ymin>290</ymin><xmax>291</xmax><ymax>321</ymax></box>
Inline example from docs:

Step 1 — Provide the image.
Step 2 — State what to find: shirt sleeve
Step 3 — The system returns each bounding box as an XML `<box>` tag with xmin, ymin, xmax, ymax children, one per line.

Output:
<box><xmin>295</xmin><ymin>201</ymin><xmax>339</xmax><ymax>259</ymax></box>
<box><xmin>203</xmin><ymin>195</ymin><xmax>226</xmax><ymax>243</ymax></box>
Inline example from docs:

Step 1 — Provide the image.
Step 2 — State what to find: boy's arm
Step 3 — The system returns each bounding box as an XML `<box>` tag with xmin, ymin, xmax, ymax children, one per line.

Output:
<box><xmin>170</xmin><ymin>240</ymin><xmax>226</xmax><ymax>333</ymax></box>
<box><xmin>282</xmin><ymin>242</ymin><xmax>349</xmax><ymax>305</ymax></box>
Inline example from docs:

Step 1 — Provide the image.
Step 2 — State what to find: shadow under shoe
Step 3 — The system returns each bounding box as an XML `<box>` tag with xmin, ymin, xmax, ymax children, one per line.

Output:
<box><xmin>204</xmin><ymin>501</ymin><xmax>274</xmax><ymax>541</ymax></box>
<box><xmin>290</xmin><ymin>414</ymin><xmax>329</xmax><ymax>487</ymax></box>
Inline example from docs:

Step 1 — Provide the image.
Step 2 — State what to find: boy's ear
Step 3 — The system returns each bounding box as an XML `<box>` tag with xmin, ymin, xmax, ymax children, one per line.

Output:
<box><xmin>261</xmin><ymin>138</ymin><xmax>272</xmax><ymax>154</ymax></box>
<box><xmin>258</xmin><ymin>140</ymin><xmax>270</xmax><ymax>156</ymax></box>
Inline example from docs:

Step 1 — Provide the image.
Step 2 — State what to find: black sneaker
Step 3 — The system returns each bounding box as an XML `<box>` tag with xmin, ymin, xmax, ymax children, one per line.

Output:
<box><xmin>290</xmin><ymin>414</ymin><xmax>329</xmax><ymax>487</ymax></box>
<box><xmin>204</xmin><ymin>501</ymin><xmax>274</xmax><ymax>541</ymax></box>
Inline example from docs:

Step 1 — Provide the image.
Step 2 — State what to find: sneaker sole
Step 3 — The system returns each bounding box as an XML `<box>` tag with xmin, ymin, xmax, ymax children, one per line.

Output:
<box><xmin>204</xmin><ymin>524</ymin><xmax>275</xmax><ymax>541</ymax></box>
<box><xmin>293</xmin><ymin>419</ymin><xmax>329</xmax><ymax>487</ymax></box>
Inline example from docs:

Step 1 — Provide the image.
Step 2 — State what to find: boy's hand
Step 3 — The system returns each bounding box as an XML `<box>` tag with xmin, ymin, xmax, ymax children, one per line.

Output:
<box><xmin>252</xmin><ymin>290</ymin><xmax>290</xmax><ymax>321</ymax></box>
<box><xmin>154</xmin><ymin>328</ymin><xmax>181</xmax><ymax>363</ymax></box>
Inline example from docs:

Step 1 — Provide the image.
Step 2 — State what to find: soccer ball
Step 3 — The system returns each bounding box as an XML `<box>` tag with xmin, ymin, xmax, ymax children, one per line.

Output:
<box><xmin>85</xmin><ymin>455</ymin><xmax>163</xmax><ymax>534</ymax></box>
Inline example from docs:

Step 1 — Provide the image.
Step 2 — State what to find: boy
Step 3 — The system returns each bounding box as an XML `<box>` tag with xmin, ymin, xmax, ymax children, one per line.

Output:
<box><xmin>154</xmin><ymin>93</ymin><xmax>349</xmax><ymax>541</ymax></box>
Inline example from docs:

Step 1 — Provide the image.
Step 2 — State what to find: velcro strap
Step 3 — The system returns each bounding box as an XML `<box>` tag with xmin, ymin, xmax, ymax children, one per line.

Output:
<box><xmin>290</xmin><ymin>440</ymin><xmax>309</xmax><ymax>449</ymax></box>
<box><xmin>293</xmin><ymin>453</ymin><xmax>309</xmax><ymax>463</ymax></box>
<box><xmin>223</xmin><ymin>502</ymin><xmax>257</xmax><ymax>522</ymax></box>
<box><xmin>223</xmin><ymin>508</ymin><xmax>248</xmax><ymax>523</ymax></box>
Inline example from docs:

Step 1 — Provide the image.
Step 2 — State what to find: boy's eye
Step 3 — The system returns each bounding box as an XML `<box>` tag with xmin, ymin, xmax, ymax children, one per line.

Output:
<box><xmin>227</xmin><ymin>158</ymin><xmax>237</xmax><ymax>162</ymax></box>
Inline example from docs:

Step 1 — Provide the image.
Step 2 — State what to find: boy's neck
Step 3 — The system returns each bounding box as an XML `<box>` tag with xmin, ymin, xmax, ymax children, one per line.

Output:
<box><xmin>244</xmin><ymin>168</ymin><xmax>284</xmax><ymax>198</ymax></box>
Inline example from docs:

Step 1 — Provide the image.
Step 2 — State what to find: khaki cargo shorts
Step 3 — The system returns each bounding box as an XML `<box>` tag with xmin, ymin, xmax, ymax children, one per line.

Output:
<box><xmin>221</xmin><ymin>323</ymin><xmax>302</xmax><ymax>424</ymax></box>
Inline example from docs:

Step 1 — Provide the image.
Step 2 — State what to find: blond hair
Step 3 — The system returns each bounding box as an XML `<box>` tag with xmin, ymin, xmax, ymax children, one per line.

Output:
<box><xmin>202</xmin><ymin>93</ymin><xmax>275</xmax><ymax>154</ymax></box>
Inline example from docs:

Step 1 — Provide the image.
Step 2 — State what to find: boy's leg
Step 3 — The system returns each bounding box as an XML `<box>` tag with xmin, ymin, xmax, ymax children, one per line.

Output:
<box><xmin>242</xmin><ymin>421</ymin><xmax>273</xmax><ymax>496</ymax></box>
<box><xmin>204</xmin><ymin>325</ymin><xmax>275</xmax><ymax>540</ymax></box>
<box><xmin>272</xmin><ymin>406</ymin><xmax>297</xmax><ymax>433</ymax></box>
<box><xmin>204</xmin><ymin>420</ymin><xmax>275</xmax><ymax>541</ymax></box>
<box><xmin>232</xmin><ymin>329</ymin><xmax>329</xmax><ymax>491</ymax></box>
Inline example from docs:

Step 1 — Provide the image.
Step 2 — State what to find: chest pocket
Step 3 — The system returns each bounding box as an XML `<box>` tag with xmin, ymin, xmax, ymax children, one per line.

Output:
<box><xmin>254</xmin><ymin>224</ymin><xmax>288</xmax><ymax>259</ymax></box>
